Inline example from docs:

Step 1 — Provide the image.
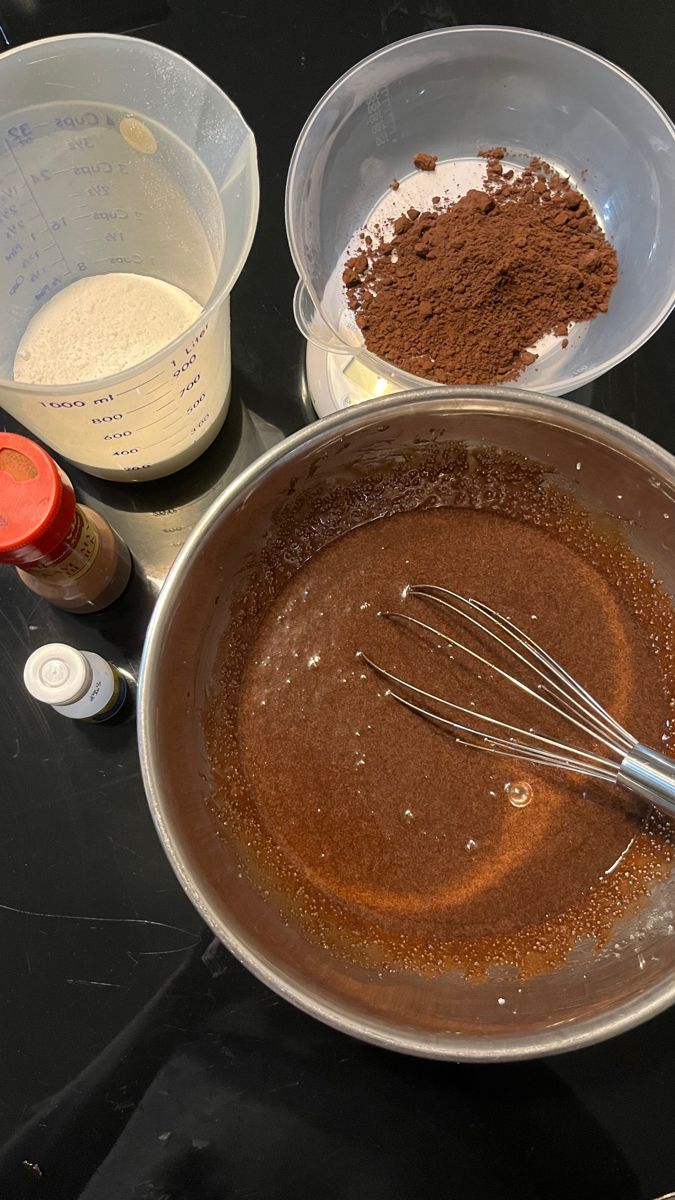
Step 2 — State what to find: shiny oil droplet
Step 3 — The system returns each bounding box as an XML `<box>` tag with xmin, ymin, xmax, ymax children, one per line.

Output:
<box><xmin>505</xmin><ymin>780</ymin><xmax>533</xmax><ymax>808</ymax></box>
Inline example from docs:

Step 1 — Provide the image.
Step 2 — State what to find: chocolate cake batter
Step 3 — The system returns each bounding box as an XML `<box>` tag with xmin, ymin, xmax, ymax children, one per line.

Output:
<box><xmin>205</xmin><ymin>448</ymin><xmax>675</xmax><ymax>977</ymax></box>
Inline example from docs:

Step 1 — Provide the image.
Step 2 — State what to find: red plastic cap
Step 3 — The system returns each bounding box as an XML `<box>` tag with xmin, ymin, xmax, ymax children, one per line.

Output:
<box><xmin>0</xmin><ymin>433</ymin><xmax>75</xmax><ymax>566</ymax></box>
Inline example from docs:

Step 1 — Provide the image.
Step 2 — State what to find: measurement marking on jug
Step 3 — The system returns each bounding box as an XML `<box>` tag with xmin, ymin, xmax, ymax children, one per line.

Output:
<box><xmin>153</xmin><ymin>426</ymin><xmax>193</xmax><ymax>448</ymax></box>
<box><xmin>153</xmin><ymin>427</ymin><xmax>186</xmax><ymax>447</ymax></box>
<box><xmin>163</xmin><ymin>415</ymin><xmax>185</xmax><ymax>431</ymax></box>
<box><xmin>126</xmin><ymin>393</ymin><xmax>171</xmax><ymax>413</ymax></box>
<box><xmin>91</xmin><ymin>413</ymin><xmax>123</xmax><ymax>425</ymax></box>
<box><xmin>116</xmin><ymin>369</ymin><xmax>165</xmax><ymax>395</ymax></box>
<box><xmin>132</xmin><ymin>396</ymin><xmax>175</xmax><ymax>419</ymax></box>
<box><xmin>3</xmin><ymin>135</ymin><xmax>75</xmax><ymax>278</ymax></box>
<box><xmin>135</xmin><ymin>411</ymin><xmax>180</xmax><ymax>433</ymax></box>
<box><xmin>0</xmin><ymin>172</ymin><xmax>27</xmax><ymax>198</ymax></box>
<box><xmin>161</xmin><ymin>406</ymin><xmax>184</xmax><ymax>423</ymax></box>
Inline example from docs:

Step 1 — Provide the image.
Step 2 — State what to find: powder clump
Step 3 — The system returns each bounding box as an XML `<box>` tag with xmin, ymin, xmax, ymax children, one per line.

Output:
<box><xmin>343</xmin><ymin>150</ymin><xmax>617</xmax><ymax>386</ymax></box>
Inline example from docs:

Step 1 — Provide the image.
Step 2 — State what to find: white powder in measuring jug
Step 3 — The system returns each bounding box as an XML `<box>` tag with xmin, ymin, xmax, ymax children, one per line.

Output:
<box><xmin>13</xmin><ymin>272</ymin><xmax>202</xmax><ymax>387</ymax></box>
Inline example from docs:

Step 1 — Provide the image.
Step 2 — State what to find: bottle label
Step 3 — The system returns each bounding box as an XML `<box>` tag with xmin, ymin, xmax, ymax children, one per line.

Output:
<box><xmin>27</xmin><ymin>506</ymin><xmax>100</xmax><ymax>582</ymax></box>
<box><xmin>53</xmin><ymin>655</ymin><xmax>128</xmax><ymax>722</ymax></box>
<box><xmin>90</xmin><ymin>668</ymin><xmax>126</xmax><ymax>723</ymax></box>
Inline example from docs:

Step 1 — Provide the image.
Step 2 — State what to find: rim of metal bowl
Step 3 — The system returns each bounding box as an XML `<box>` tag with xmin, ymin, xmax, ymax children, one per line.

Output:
<box><xmin>139</xmin><ymin>387</ymin><xmax>675</xmax><ymax>1061</ymax></box>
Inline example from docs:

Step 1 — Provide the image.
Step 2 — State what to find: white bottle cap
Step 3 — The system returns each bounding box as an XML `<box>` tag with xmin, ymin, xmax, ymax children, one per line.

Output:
<box><xmin>24</xmin><ymin>643</ymin><xmax>92</xmax><ymax>707</ymax></box>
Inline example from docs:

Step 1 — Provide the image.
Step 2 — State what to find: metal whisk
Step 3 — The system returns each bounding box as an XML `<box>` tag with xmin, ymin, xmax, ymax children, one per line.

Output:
<box><xmin>359</xmin><ymin>584</ymin><xmax>675</xmax><ymax>818</ymax></box>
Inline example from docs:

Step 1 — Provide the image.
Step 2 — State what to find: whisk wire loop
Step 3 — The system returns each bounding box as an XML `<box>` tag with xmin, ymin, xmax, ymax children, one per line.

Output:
<box><xmin>360</xmin><ymin>584</ymin><xmax>675</xmax><ymax>817</ymax></box>
<box><xmin>407</xmin><ymin>584</ymin><xmax>635</xmax><ymax>756</ymax></box>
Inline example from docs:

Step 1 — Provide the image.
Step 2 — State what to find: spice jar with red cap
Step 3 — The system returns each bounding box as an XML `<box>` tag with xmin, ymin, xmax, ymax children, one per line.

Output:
<box><xmin>0</xmin><ymin>433</ymin><xmax>132</xmax><ymax>612</ymax></box>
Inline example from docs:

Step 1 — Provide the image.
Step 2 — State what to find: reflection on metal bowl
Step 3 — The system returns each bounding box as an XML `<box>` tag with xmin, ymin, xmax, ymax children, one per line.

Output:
<box><xmin>139</xmin><ymin>387</ymin><xmax>675</xmax><ymax>1061</ymax></box>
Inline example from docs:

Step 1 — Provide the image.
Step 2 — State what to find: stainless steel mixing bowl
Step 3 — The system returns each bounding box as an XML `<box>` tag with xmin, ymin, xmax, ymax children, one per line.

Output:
<box><xmin>138</xmin><ymin>387</ymin><xmax>675</xmax><ymax>1060</ymax></box>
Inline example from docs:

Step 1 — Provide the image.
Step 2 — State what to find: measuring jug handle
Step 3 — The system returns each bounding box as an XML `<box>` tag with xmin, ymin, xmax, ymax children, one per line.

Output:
<box><xmin>293</xmin><ymin>281</ymin><xmax>353</xmax><ymax>355</ymax></box>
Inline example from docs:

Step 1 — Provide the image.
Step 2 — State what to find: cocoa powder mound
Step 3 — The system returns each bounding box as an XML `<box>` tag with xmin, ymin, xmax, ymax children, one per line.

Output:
<box><xmin>343</xmin><ymin>153</ymin><xmax>618</xmax><ymax>385</ymax></box>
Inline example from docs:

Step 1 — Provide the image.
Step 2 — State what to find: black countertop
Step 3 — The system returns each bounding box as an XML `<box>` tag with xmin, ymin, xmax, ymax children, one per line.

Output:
<box><xmin>1</xmin><ymin>2</ymin><xmax>674</xmax><ymax>1197</ymax></box>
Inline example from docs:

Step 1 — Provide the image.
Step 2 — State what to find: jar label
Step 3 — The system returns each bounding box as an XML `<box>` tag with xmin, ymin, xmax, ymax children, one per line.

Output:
<box><xmin>28</xmin><ymin>507</ymin><xmax>100</xmax><ymax>582</ymax></box>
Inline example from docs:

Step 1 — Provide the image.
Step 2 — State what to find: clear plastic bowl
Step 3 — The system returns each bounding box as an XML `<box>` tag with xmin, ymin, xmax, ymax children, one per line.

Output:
<box><xmin>286</xmin><ymin>26</ymin><xmax>675</xmax><ymax>396</ymax></box>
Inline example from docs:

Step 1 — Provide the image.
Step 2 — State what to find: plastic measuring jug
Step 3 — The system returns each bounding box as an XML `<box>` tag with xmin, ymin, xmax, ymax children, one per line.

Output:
<box><xmin>286</xmin><ymin>27</ymin><xmax>675</xmax><ymax>400</ymax></box>
<box><xmin>0</xmin><ymin>34</ymin><xmax>258</xmax><ymax>480</ymax></box>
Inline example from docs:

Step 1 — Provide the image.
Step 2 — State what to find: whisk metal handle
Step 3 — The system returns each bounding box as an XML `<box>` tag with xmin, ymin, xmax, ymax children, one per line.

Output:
<box><xmin>618</xmin><ymin>745</ymin><xmax>675</xmax><ymax>818</ymax></box>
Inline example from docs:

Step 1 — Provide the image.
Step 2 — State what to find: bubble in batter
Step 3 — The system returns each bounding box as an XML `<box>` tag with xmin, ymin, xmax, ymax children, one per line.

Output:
<box><xmin>505</xmin><ymin>780</ymin><xmax>534</xmax><ymax>808</ymax></box>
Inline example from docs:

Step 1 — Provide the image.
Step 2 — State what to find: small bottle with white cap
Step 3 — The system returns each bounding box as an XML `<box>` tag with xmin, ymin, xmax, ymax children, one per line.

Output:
<box><xmin>24</xmin><ymin>643</ymin><xmax>129</xmax><ymax>723</ymax></box>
